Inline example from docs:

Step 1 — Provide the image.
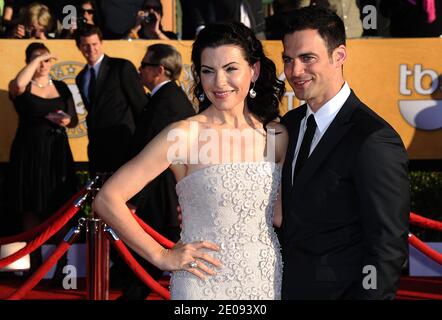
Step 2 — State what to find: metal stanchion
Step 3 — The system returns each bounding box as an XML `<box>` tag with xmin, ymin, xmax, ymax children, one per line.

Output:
<box><xmin>4</xmin><ymin>176</ymin><xmax>114</xmax><ymax>300</ymax></box>
<box><xmin>101</xmin><ymin>226</ymin><xmax>110</xmax><ymax>300</ymax></box>
<box><xmin>86</xmin><ymin>217</ymin><xmax>109</xmax><ymax>300</ymax></box>
<box><xmin>85</xmin><ymin>174</ymin><xmax>111</xmax><ymax>300</ymax></box>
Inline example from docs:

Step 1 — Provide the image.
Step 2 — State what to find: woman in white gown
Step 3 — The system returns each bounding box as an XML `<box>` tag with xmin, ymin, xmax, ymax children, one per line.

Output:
<box><xmin>93</xmin><ymin>22</ymin><xmax>287</xmax><ymax>300</ymax></box>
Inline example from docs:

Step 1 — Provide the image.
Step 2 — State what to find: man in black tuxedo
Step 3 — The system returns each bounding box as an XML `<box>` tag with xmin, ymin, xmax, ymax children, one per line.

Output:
<box><xmin>280</xmin><ymin>6</ymin><xmax>409</xmax><ymax>299</ymax></box>
<box><xmin>120</xmin><ymin>44</ymin><xmax>196</xmax><ymax>299</ymax></box>
<box><xmin>75</xmin><ymin>24</ymin><xmax>147</xmax><ymax>176</ymax></box>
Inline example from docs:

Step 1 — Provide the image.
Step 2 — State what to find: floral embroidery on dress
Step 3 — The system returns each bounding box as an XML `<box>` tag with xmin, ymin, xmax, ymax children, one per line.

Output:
<box><xmin>171</xmin><ymin>162</ymin><xmax>282</xmax><ymax>300</ymax></box>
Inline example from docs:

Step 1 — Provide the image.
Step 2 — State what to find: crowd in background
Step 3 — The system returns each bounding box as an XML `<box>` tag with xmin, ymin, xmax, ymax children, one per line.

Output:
<box><xmin>0</xmin><ymin>2</ymin><xmax>429</xmax><ymax>298</ymax></box>
<box><xmin>0</xmin><ymin>0</ymin><xmax>441</xmax><ymax>40</ymax></box>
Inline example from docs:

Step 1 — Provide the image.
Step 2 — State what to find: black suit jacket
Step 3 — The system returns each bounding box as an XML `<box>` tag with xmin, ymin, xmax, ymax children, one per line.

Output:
<box><xmin>121</xmin><ymin>81</ymin><xmax>195</xmax><ymax>297</ymax></box>
<box><xmin>180</xmin><ymin>0</ymin><xmax>265</xmax><ymax>39</ymax></box>
<box><xmin>128</xmin><ymin>81</ymin><xmax>196</xmax><ymax>238</ymax></box>
<box><xmin>76</xmin><ymin>55</ymin><xmax>147</xmax><ymax>175</ymax></box>
<box><xmin>96</xmin><ymin>0</ymin><xmax>145</xmax><ymax>39</ymax></box>
<box><xmin>280</xmin><ymin>91</ymin><xmax>409</xmax><ymax>300</ymax></box>
<box><xmin>380</xmin><ymin>0</ymin><xmax>442</xmax><ymax>37</ymax></box>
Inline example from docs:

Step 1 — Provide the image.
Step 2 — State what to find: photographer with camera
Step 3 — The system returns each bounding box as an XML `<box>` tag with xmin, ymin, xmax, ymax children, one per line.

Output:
<box><xmin>7</xmin><ymin>2</ymin><xmax>54</xmax><ymax>39</ymax></box>
<box><xmin>79</xmin><ymin>0</ymin><xmax>100</xmax><ymax>26</ymax></box>
<box><xmin>59</xmin><ymin>0</ymin><xmax>102</xmax><ymax>39</ymax></box>
<box><xmin>126</xmin><ymin>0</ymin><xmax>177</xmax><ymax>40</ymax></box>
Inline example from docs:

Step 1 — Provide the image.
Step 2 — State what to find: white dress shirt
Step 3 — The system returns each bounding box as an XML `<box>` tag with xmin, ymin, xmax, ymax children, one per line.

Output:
<box><xmin>291</xmin><ymin>82</ymin><xmax>351</xmax><ymax>179</ymax></box>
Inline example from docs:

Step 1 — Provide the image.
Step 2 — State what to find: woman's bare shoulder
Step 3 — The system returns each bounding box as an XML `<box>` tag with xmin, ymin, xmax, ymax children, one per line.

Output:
<box><xmin>169</xmin><ymin>114</ymin><xmax>208</xmax><ymax>129</ymax></box>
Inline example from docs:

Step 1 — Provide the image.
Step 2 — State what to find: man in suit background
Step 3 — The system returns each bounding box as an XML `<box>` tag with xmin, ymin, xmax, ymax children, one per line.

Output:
<box><xmin>75</xmin><ymin>24</ymin><xmax>147</xmax><ymax>176</ymax></box>
<box><xmin>280</xmin><ymin>6</ymin><xmax>409</xmax><ymax>299</ymax></box>
<box><xmin>266</xmin><ymin>0</ymin><xmax>363</xmax><ymax>40</ymax></box>
<box><xmin>180</xmin><ymin>0</ymin><xmax>266</xmax><ymax>39</ymax></box>
<box><xmin>380</xmin><ymin>0</ymin><xmax>442</xmax><ymax>37</ymax></box>
<box><xmin>120</xmin><ymin>44</ymin><xmax>196</xmax><ymax>299</ymax></box>
<box><xmin>95</xmin><ymin>0</ymin><xmax>145</xmax><ymax>39</ymax></box>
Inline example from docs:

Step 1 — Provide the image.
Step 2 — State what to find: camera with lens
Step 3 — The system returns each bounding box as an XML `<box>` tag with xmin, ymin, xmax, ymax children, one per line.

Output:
<box><xmin>142</xmin><ymin>12</ymin><xmax>157</xmax><ymax>24</ymax></box>
<box><xmin>76</xmin><ymin>16</ymin><xmax>88</xmax><ymax>28</ymax></box>
<box><xmin>25</xmin><ymin>26</ymin><xmax>47</xmax><ymax>39</ymax></box>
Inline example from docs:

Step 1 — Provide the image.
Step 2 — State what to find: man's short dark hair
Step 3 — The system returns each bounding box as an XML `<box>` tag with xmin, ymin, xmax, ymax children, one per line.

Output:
<box><xmin>75</xmin><ymin>24</ymin><xmax>103</xmax><ymax>47</ymax></box>
<box><xmin>282</xmin><ymin>5</ymin><xmax>346</xmax><ymax>57</ymax></box>
<box><xmin>147</xmin><ymin>44</ymin><xmax>182</xmax><ymax>81</ymax></box>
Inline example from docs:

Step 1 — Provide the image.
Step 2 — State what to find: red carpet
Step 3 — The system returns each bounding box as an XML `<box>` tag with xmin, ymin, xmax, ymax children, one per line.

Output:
<box><xmin>0</xmin><ymin>276</ymin><xmax>166</xmax><ymax>300</ymax></box>
<box><xmin>396</xmin><ymin>276</ymin><xmax>442</xmax><ymax>300</ymax></box>
<box><xmin>0</xmin><ymin>275</ymin><xmax>441</xmax><ymax>300</ymax></box>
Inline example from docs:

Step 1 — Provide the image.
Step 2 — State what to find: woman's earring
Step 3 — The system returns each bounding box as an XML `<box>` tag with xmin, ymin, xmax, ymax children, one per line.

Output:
<box><xmin>198</xmin><ymin>92</ymin><xmax>205</xmax><ymax>102</ymax></box>
<box><xmin>249</xmin><ymin>82</ymin><xmax>257</xmax><ymax>99</ymax></box>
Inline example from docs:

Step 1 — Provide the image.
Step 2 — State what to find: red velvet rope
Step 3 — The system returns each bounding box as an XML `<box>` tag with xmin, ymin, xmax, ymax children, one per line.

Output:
<box><xmin>0</xmin><ymin>188</ymin><xmax>86</xmax><ymax>245</ymax></box>
<box><xmin>130</xmin><ymin>209</ymin><xmax>175</xmax><ymax>249</ymax></box>
<box><xmin>0</xmin><ymin>205</ymin><xmax>80</xmax><ymax>269</ymax></box>
<box><xmin>397</xmin><ymin>289</ymin><xmax>442</xmax><ymax>300</ymax></box>
<box><xmin>7</xmin><ymin>241</ymin><xmax>72</xmax><ymax>300</ymax></box>
<box><xmin>408</xmin><ymin>233</ymin><xmax>442</xmax><ymax>265</ymax></box>
<box><xmin>410</xmin><ymin>212</ymin><xmax>442</xmax><ymax>232</ymax></box>
<box><xmin>111</xmin><ymin>239</ymin><xmax>170</xmax><ymax>300</ymax></box>
<box><xmin>3</xmin><ymin>208</ymin><xmax>441</xmax><ymax>299</ymax></box>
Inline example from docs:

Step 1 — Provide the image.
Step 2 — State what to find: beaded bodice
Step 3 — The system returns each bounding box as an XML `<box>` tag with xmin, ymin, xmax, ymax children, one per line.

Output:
<box><xmin>170</xmin><ymin>161</ymin><xmax>282</xmax><ymax>300</ymax></box>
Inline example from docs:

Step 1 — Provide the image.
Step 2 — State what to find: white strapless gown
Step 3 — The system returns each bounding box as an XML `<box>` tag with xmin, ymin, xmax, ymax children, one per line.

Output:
<box><xmin>171</xmin><ymin>162</ymin><xmax>282</xmax><ymax>300</ymax></box>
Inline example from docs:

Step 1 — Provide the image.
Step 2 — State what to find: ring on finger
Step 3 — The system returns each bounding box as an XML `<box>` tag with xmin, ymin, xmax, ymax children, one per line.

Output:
<box><xmin>189</xmin><ymin>261</ymin><xmax>198</xmax><ymax>268</ymax></box>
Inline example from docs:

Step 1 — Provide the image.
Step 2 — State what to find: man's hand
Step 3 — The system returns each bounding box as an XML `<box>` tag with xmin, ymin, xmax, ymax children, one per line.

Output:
<box><xmin>12</xmin><ymin>24</ymin><xmax>26</xmax><ymax>38</ymax></box>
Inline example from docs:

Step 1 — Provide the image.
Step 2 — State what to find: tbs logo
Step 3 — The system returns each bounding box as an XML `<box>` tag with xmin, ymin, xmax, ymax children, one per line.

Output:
<box><xmin>399</xmin><ymin>64</ymin><xmax>442</xmax><ymax>131</ymax></box>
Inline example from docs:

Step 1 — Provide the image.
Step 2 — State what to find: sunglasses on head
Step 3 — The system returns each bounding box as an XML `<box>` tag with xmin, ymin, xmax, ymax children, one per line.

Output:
<box><xmin>81</xmin><ymin>9</ymin><xmax>94</xmax><ymax>14</ymax></box>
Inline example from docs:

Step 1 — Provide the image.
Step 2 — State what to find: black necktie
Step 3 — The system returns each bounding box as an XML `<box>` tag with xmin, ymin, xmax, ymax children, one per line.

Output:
<box><xmin>88</xmin><ymin>67</ymin><xmax>96</xmax><ymax>104</ymax></box>
<box><xmin>293</xmin><ymin>114</ymin><xmax>317</xmax><ymax>184</ymax></box>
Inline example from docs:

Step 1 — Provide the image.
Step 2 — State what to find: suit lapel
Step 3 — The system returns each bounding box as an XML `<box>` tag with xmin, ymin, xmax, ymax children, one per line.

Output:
<box><xmin>283</xmin><ymin>106</ymin><xmax>305</xmax><ymax>180</ymax></box>
<box><xmin>77</xmin><ymin>67</ymin><xmax>90</xmax><ymax>109</ymax></box>
<box><xmin>146</xmin><ymin>82</ymin><xmax>172</xmax><ymax>111</ymax></box>
<box><xmin>150</xmin><ymin>81</ymin><xmax>173</xmax><ymax>101</ymax></box>
<box><xmin>290</xmin><ymin>92</ymin><xmax>359</xmax><ymax>194</ymax></box>
<box><xmin>94</xmin><ymin>55</ymin><xmax>110</xmax><ymax>102</ymax></box>
<box><xmin>282</xmin><ymin>105</ymin><xmax>306</xmax><ymax>209</ymax></box>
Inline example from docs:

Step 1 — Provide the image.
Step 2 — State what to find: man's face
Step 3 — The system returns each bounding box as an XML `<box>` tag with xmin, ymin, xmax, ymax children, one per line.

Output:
<box><xmin>282</xmin><ymin>29</ymin><xmax>345</xmax><ymax>111</ymax></box>
<box><xmin>78</xmin><ymin>34</ymin><xmax>103</xmax><ymax>65</ymax></box>
<box><xmin>139</xmin><ymin>51</ymin><xmax>160</xmax><ymax>91</ymax></box>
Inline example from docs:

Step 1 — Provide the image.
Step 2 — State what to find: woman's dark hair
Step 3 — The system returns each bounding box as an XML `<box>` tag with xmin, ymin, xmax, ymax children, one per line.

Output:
<box><xmin>191</xmin><ymin>22</ymin><xmax>285</xmax><ymax>128</ymax></box>
<box><xmin>25</xmin><ymin>42</ymin><xmax>50</xmax><ymax>63</ymax></box>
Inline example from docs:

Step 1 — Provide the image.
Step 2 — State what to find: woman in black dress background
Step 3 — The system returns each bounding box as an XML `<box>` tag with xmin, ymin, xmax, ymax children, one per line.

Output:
<box><xmin>5</xmin><ymin>43</ymin><xmax>78</xmax><ymax>274</ymax></box>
